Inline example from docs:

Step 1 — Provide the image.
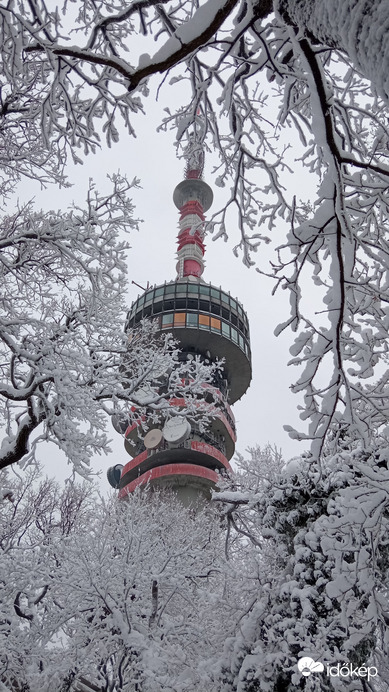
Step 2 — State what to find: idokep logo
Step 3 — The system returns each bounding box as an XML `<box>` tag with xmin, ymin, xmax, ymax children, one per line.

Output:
<box><xmin>327</xmin><ymin>662</ymin><xmax>378</xmax><ymax>682</ymax></box>
<box><xmin>297</xmin><ymin>657</ymin><xmax>324</xmax><ymax>677</ymax></box>
<box><xmin>297</xmin><ymin>657</ymin><xmax>378</xmax><ymax>683</ymax></box>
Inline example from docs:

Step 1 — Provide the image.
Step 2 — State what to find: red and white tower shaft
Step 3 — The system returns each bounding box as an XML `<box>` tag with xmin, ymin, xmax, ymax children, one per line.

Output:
<box><xmin>173</xmin><ymin>135</ymin><xmax>213</xmax><ymax>279</ymax></box>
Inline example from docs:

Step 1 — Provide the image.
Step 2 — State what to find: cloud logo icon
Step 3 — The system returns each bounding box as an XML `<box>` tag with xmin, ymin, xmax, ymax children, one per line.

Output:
<box><xmin>298</xmin><ymin>657</ymin><xmax>324</xmax><ymax>677</ymax></box>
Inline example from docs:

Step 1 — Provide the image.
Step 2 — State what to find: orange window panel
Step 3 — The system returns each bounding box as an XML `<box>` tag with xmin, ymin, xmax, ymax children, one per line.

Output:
<box><xmin>199</xmin><ymin>314</ymin><xmax>210</xmax><ymax>327</ymax></box>
<box><xmin>174</xmin><ymin>312</ymin><xmax>186</xmax><ymax>326</ymax></box>
<box><xmin>211</xmin><ymin>317</ymin><xmax>221</xmax><ymax>330</ymax></box>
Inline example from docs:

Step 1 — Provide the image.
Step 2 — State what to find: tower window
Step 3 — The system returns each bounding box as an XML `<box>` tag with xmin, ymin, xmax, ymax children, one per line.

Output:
<box><xmin>199</xmin><ymin>314</ymin><xmax>210</xmax><ymax>329</ymax></box>
<box><xmin>186</xmin><ymin>313</ymin><xmax>198</xmax><ymax>326</ymax></box>
<box><xmin>174</xmin><ymin>313</ymin><xmax>186</xmax><ymax>326</ymax></box>
<box><xmin>162</xmin><ymin>314</ymin><xmax>174</xmax><ymax>328</ymax></box>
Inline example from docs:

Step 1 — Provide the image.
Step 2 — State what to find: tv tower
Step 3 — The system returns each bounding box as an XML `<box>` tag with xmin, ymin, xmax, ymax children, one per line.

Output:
<box><xmin>109</xmin><ymin>131</ymin><xmax>252</xmax><ymax>503</ymax></box>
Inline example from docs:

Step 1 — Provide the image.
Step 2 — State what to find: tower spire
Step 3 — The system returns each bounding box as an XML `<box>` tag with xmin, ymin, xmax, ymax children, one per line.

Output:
<box><xmin>184</xmin><ymin>129</ymin><xmax>204</xmax><ymax>179</ymax></box>
<box><xmin>173</xmin><ymin>128</ymin><xmax>213</xmax><ymax>280</ymax></box>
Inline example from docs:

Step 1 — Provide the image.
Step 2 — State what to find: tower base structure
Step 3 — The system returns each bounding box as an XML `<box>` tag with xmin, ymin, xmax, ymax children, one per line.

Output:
<box><xmin>119</xmin><ymin>463</ymin><xmax>218</xmax><ymax>505</ymax></box>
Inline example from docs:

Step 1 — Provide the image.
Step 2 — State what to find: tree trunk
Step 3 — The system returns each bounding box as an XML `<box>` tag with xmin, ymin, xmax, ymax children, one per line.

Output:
<box><xmin>276</xmin><ymin>0</ymin><xmax>389</xmax><ymax>102</ymax></box>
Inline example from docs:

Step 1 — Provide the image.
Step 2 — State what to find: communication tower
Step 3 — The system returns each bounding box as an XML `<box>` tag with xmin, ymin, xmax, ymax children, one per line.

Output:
<box><xmin>110</xmin><ymin>136</ymin><xmax>252</xmax><ymax>503</ymax></box>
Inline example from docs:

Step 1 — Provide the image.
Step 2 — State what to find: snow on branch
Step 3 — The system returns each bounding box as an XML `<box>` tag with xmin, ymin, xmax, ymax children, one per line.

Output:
<box><xmin>0</xmin><ymin>176</ymin><xmax>217</xmax><ymax>476</ymax></box>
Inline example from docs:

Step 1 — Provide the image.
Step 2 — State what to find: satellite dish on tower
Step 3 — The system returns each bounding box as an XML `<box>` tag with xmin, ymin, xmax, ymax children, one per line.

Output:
<box><xmin>112</xmin><ymin>414</ymin><xmax>128</xmax><ymax>434</ymax></box>
<box><xmin>107</xmin><ymin>464</ymin><xmax>123</xmax><ymax>489</ymax></box>
<box><xmin>144</xmin><ymin>428</ymin><xmax>163</xmax><ymax>449</ymax></box>
<box><xmin>163</xmin><ymin>417</ymin><xmax>191</xmax><ymax>445</ymax></box>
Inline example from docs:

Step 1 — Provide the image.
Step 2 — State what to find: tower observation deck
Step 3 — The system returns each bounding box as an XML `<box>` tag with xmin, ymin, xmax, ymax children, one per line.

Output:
<box><xmin>112</xmin><ymin>138</ymin><xmax>252</xmax><ymax>502</ymax></box>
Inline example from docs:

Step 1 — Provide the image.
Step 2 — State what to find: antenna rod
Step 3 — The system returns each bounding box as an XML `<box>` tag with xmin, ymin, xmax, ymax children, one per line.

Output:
<box><xmin>132</xmin><ymin>280</ymin><xmax>150</xmax><ymax>291</ymax></box>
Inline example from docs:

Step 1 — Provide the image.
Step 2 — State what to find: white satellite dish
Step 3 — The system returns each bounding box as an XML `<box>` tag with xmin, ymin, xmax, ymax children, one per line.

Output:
<box><xmin>144</xmin><ymin>428</ymin><xmax>163</xmax><ymax>449</ymax></box>
<box><xmin>163</xmin><ymin>417</ymin><xmax>191</xmax><ymax>444</ymax></box>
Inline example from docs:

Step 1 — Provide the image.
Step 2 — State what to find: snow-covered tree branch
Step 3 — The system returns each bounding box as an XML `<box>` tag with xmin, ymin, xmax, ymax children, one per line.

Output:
<box><xmin>0</xmin><ymin>175</ymin><xmax>137</xmax><ymax>475</ymax></box>
<box><xmin>0</xmin><ymin>178</ymin><xmax>218</xmax><ymax>475</ymax></box>
<box><xmin>2</xmin><ymin>0</ymin><xmax>389</xmax><ymax>454</ymax></box>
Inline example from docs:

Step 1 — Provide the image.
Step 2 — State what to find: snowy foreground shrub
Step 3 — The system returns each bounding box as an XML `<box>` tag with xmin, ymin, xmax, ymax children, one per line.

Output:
<box><xmin>0</xmin><ymin>469</ymin><xmax>237</xmax><ymax>692</ymax></box>
<box><xmin>216</xmin><ymin>445</ymin><xmax>389</xmax><ymax>691</ymax></box>
<box><xmin>2</xmin><ymin>443</ymin><xmax>389</xmax><ymax>691</ymax></box>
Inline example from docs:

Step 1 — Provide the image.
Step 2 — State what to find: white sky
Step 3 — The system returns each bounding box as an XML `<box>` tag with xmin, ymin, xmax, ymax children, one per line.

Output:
<box><xmin>11</xmin><ymin>66</ymin><xmax>319</xmax><ymax>492</ymax></box>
